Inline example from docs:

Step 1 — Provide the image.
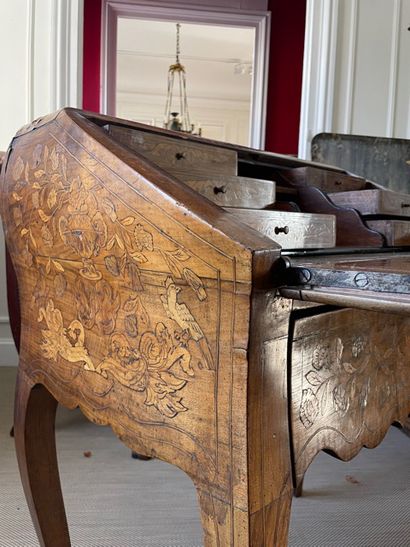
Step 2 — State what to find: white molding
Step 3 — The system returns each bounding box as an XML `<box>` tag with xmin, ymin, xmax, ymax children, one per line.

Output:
<box><xmin>298</xmin><ymin>0</ymin><xmax>314</xmax><ymax>160</ymax></box>
<box><xmin>298</xmin><ymin>0</ymin><xmax>339</xmax><ymax>159</ymax></box>
<box><xmin>101</xmin><ymin>1</ymin><xmax>117</xmax><ymax>115</ymax></box>
<box><xmin>26</xmin><ymin>0</ymin><xmax>35</xmax><ymax>122</ymax></box>
<box><xmin>323</xmin><ymin>0</ymin><xmax>339</xmax><ymax>131</ymax></box>
<box><xmin>343</xmin><ymin>0</ymin><xmax>358</xmax><ymax>133</ymax></box>
<box><xmin>117</xmin><ymin>90</ymin><xmax>250</xmax><ymax>109</ymax></box>
<box><xmin>50</xmin><ymin>0</ymin><xmax>84</xmax><ymax>111</ymax></box>
<box><xmin>117</xmin><ymin>49</ymin><xmax>252</xmax><ymax>65</ymax></box>
<box><xmin>101</xmin><ymin>0</ymin><xmax>270</xmax><ymax>148</ymax></box>
<box><xmin>386</xmin><ymin>0</ymin><xmax>401</xmax><ymax>137</ymax></box>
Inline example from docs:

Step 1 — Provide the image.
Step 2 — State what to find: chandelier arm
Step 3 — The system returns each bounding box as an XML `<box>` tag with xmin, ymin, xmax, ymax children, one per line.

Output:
<box><xmin>182</xmin><ymin>75</ymin><xmax>191</xmax><ymax>130</ymax></box>
<box><xmin>166</xmin><ymin>71</ymin><xmax>175</xmax><ymax>121</ymax></box>
<box><xmin>178</xmin><ymin>73</ymin><xmax>185</xmax><ymax>130</ymax></box>
<box><xmin>164</xmin><ymin>72</ymin><xmax>172</xmax><ymax>121</ymax></box>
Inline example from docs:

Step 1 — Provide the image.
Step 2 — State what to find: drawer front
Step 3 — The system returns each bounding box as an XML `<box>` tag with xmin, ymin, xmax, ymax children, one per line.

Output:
<box><xmin>279</xmin><ymin>167</ymin><xmax>366</xmax><ymax>192</ymax></box>
<box><xmin>108</xmin><ymin>125</ymin><xmax>237</xmax><ymax>178</ymax></box>
<box><xmin>329</xmin><ymin>189</ymin><xmax>410</xmax><ymax>215</ymax></box>
<box><xmin>185</xmin><ymin>175</ymin><xmax>275</xmax><ymax>209</ymax></box>
<box><xmin>366</xmin><ymin>219</ymin><xmax>410</xmax><ymax>246</ymax></box>
<box><xmin>290</xmin><ymin>308</ymin><xmax>410</xmax><ymax>482</ymax></box>
<box><xmin>225</xmin><ymin>208</ymin><xmax>335</xmax><ymax>249</ymax></box>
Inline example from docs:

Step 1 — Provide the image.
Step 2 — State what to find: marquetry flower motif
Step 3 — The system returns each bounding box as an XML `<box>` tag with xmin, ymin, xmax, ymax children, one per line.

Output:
<box><xmin>312</xmin><ymin>345</ymin><xmax>330</xmax><ymax>371</ymax></box>
<box><xmin>67</xmin><ymin>176</ymin><xmax>97</xmax><ymax>214</ymax></box>
<box><xmin>57</xmin><ymin>177</ymin><xmax>108</xmax><ymax>263</ymax></box>
<box><xmin>299</xmin><ymin>388</ymin><xmax>320</xmax><ymax>428</ymax></box>
<box><xmin>9</xmin><ymin>143</ymin><xmax>215</xmax><ymax>420</ymax></box>
<box><xmin>299</xmin><ymin>336</ymin><xmax>366</xmax><ymax>428</ymax></box>
<box><xmin>351</xmin><ymin>336</ymin><xmax>365</xmax><ymax>358</ymax></box>
<box><xmin>76</xmin><ymin>278</ymin><xmax>120</xmax><ymax>334</ymax></box>
<box><xmin>37</xmin><ymin>293</ymin><xmax>188</xmax><ymax>419</ymax></box>
<box><xmin>92</xmin><ymin>321</ymin><xmax>193</xmax><ymax>418</ymax></box>
<box><xmin>38</xmin><ymin>299</ymin><xmax>95</xmax><ymax>372</ymax></box>
<box><xmin>298</xmin><ymin>326</ymin><xmax>403</xmax><ymax>433</ymax></box>
<box><xmin>160</xmin><ymin>249</ymin><xmax>208</xmax><ymax>302</ymax></box>
<box><xmin>59</xmin><ymin>212</ymin><xmax>107</xmax><ymax>259</ymax></box>
<box><xmin>12</xmin><ymin>156</ymin><xmax>25</xmax><ymax>181</ymax></box>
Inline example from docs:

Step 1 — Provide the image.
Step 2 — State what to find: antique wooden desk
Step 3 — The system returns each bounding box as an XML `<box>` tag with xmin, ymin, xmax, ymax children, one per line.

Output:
<box><xmin>1</xmin><ymin>109</ymin><xmax>409</xmax><ymax>546</ymax></box>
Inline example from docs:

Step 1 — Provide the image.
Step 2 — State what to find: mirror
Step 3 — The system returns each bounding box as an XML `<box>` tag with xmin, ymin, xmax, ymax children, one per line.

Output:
<box><xmin>101</xmin><ymin>2</ymin><xmax>270</xmax><ymax>148</ymax></box>
<box><xmin>116</xmin><ymin>19</ymin><xmax>255</xmax><ymax>146</ymax></box>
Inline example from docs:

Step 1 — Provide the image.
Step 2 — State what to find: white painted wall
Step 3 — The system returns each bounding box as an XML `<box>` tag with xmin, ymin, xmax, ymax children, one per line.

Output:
<box><xmin>0</xmin><ymin>0</ymin><xmax>83</xmax><ymax>365</ymax></box>
<box><xmin>299</xmin><ymin>0</ymin><xmax>410</xmax><ymax>159</ymax></box>
<box><xmin>117</xmin><ymin>92</ymin><xmax>251</xmax><ymax>145</ymax></box>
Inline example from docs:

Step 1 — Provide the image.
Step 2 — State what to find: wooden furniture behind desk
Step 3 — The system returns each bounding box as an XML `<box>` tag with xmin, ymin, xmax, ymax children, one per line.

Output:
<box><xmin>0</xmin><ymin>152</ymin><xmax>21</xmax><ymax>353</ymax></box>
<box><xmin>1</xmin><ymin>109</ymin><xmax>409</xmax><ymax>546</ymax></box>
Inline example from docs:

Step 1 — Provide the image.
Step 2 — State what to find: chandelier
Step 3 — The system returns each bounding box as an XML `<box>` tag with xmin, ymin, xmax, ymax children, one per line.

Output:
<box><xmin>164</xmin><ymin>23</ymin><xmax>201</xmax><ymax>136</ymax></box>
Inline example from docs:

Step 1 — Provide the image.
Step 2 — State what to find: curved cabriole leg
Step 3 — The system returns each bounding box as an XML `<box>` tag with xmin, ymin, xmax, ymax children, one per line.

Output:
<box><xmin>14</xmin><ymin>371</ymin><xmax>71</xmax><ymax>547</ymax></box>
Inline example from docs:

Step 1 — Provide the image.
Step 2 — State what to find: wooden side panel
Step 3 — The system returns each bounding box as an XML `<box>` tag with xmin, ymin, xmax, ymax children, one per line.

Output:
<box><xmin>1</xmin><ymin>110</ymin><xmax>280</xmax><ymax>544</ymax></box>
<box><xmin>290</xmin><ymin>308</ymin><xmax>410</xmax><ymax>487</ymax></box>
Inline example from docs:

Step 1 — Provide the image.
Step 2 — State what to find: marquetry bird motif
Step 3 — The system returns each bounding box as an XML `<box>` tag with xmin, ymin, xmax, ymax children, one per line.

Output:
<box><xmin>160</xmin><ymin>277</ymin><xmax>214</xmax><ymax>370</ymax></box>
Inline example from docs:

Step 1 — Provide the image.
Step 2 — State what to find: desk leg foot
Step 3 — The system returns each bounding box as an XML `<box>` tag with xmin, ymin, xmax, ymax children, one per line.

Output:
<box><xmin>294</xmin><ymin>477</ymin><xmax>304</xmax><ymax>497</ymax></box>
<box><xmin>196</xmin><ymin>486</ymin><xmax>292</xmax><ymax>546</ymax></box>
<box><xmin>14</xmin><ymin>371</ymin><xmax>71</xmax><ymax>547</ymax></box>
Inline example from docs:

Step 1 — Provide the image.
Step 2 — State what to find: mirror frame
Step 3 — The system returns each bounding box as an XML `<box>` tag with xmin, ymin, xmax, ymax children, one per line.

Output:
<box><xmin>101</xmin><ymin>0</ymin><xmax>270</xmax><ymax>148</ymax></box>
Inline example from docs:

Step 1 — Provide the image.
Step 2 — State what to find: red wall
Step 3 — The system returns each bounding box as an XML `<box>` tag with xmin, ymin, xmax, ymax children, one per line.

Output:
<box><xmin>83</xmin><ymin>0</ymin><xmax>102</xmax><ymax>112</ymax></box>
<box><xmin>265</xmin><ymin>0</ymin><xmax>306</xmax><ymax>154</ymax></box>
<box><xmin>82</xmin><ymin>0</ymin><xmax>306</xmax><ymax>152</ymax></box>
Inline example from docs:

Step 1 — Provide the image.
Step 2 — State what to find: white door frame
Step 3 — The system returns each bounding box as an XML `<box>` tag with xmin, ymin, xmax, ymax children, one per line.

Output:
<box><xmin>298</xmin><ymin>0</ymin><xmax>339</xmax><ymax>159</ymax></box>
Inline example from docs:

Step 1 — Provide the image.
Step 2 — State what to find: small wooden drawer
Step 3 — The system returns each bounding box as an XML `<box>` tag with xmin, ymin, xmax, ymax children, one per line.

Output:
<box><xmin>366</xmin><ymin>219</ymin><xmax>410</xmax><ymax>246</ymax></box>
<box><xmin>279</xmin><ymin>167</ymin><xmax>366</xmax><ymax>192</ymax></box>
<box><xmin>184</xmin><ymin>175</ymin><xmax>275</xmax><ymax>208</ymax></box>
<box><xmin>224</xmin><ymin>208</ymin><xmax>335</xmax><ymax>249</ymax></box>
<box><xmin>328</xmin><ymin>189</ymin><xmax>410</xmax><ymax>215</ymax></box>
<box><xmin>108</xmin><ymin>125</ymin><xmax>237</xmax><ymax>178</ymax></box>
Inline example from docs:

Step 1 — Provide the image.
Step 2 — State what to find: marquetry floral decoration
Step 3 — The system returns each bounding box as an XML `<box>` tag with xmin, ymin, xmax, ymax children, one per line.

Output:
<box><xmin>8</xmin><ymin>140</ymin><xmax>215</xmax><ymax>419</ymax></box>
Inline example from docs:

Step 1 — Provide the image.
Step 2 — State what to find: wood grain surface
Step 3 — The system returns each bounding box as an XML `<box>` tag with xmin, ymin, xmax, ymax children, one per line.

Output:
<box><xmin>1</xmin><ymin>109</ymin><xmax>292</xmax><ymax>546</ymax></box>
<box><xmin>1</xmin><ymin>108</ymin><xmax>409</xmax><ymax>547</ymax></box>
<box><xmin>224</xmin><ymin>208</ymin><xmax>336</xmax><ymax>249</ymax></box>
<box><xmin>183</xmin><ymin>175</ymin><xmax>276</xmax><ymax>209</ymax></box>
<box><xmin>366</xmin><ymin>219</ymin><xmax>410</xmax><ymax>246</ymax></box>
<box><xmin>290</xmin><ymin>308</ymin><xmax>410</xmax><ymax>491</ymax></box>
<box><xmin>108</xmin><ymin>124</ymin><xmax>238</xmax><ymax>179</ymax></box>
<box><xmin>329</xmin><ymin>188</ymin><xmax>410</xmax><ymax>216</ymax></box>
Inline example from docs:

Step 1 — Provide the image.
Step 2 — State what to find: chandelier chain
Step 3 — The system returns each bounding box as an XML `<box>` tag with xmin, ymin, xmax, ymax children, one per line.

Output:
<box><xmin>176</xmin><ymin>23</ymin><xmax>180</xmax><ymax>64</ymax></box>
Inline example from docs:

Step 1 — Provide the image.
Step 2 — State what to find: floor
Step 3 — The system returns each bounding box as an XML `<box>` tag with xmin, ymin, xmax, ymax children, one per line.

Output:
<box><xmin>0</xmin><ymin>366</ymin><xmax>409</xmax><ymax>547</ymax></box>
